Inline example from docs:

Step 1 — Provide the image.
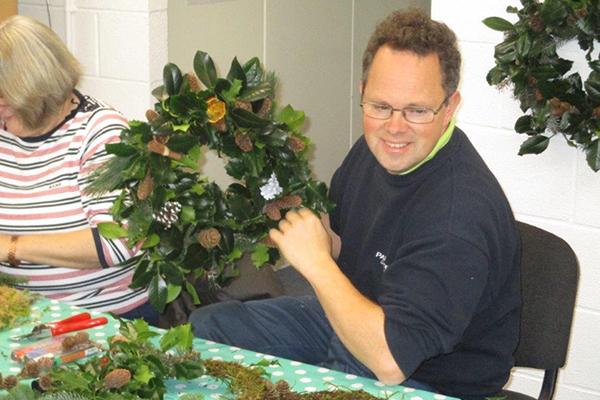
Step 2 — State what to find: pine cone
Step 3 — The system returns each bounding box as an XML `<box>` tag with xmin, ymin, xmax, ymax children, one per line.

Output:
<box><xmin>549</xmin><ymin>97</ymin><xmax>571</xmax><ymax>117</ymax></box>
<box><xmin>593</xmin><ymin>106</ymin><xmax>600</xmax><ymax>118</ymax></box>
<box><xmin>137</xmin><ymin>171</ymin><xmax>154</xmax><ymax>200</ymax></box>
<box><xmin>234</xmin><ymin>131</ymin><xmax>253</xmax><ymax>152</ymax></box>
<box><xmin>1</xmin><ymin>375</ymin><xmax>17</xmax><ymax>390</ymax></box>
<box><xmin>145</xmin><ymin>109</ymin><xmax>159</xmax><ymax>123</ymax></box>
<box><xmin>211</xmin><ymin>118</ymin><xmax>228</xmax><ymax>133</ymax></box>
<box><xmin>275</xmin><ymin>195</ymin><xmax>302</xmax><ymax>209</ymax></box>
<box><xmin>265</xmin><ymin>202</ymin><xmax>282</xmax><ymax>221</ymax></box>
<box><xmin>234</xmin><ymin>100</ymin><xmax>252</xmax><ymax>112</ymax></box>
<box><xmin>275</xmin><ymin>379</ymin><xmax>291</xmax><ymax>393</ymax></box>
<box><xmin>187</xmin><ymin>73</ymin><xmax>202</xmax><ymax>92</ymax></box>
<box><xmin>288</xmin><ymin>136</ymin><xmax>305</xmax><ymax>152</ymax></box>
<box><xmin>258</xmin><ymin>97</ymin><xmax>273</xmax><ymax>118</ymax></box>
<box><xmin>197</xmin><ymin>228</ymin><xmax>221</xmax><ymax>249</ymax></box>
<box><xmin>36</xmin><ymin>357</ymin><xmax>55</xmax><ymax>371</ymax></box>
<box><xmin>21</xmin><ymin>359</ymin><xmax>40</xmax><ymax>378</ymax></box>
<box><xmin>104</xmin><ymin>368</ymin><xmax>132</xmax><ymax>389</ymax></box>
<box><xmin>38</xmin><ymin>374</ymin><xmax>53</xmax><ymax>391</ymax></box>
<box><xmin>153</xmin><ymin>201</ymin><xmax>182</xmax><ymax>229</ymax></box>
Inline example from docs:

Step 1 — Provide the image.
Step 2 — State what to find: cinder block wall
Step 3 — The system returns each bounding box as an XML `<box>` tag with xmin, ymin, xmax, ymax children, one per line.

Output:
<box><xmin>432</xmin><ymin>2</ymin><xmax>600</xmax><ymax>399</ymax></box>
<box><xmin>17</xmin><ymin>0</ymin><xmax>167</xmax><ymax>121</ymax></box>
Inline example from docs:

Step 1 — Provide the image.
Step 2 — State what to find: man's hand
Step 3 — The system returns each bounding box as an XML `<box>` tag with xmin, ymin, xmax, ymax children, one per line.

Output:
<box><xmin>269</xmin><ymin>208</ymin><xmax>333</xmax><ymax>279</ymax></box>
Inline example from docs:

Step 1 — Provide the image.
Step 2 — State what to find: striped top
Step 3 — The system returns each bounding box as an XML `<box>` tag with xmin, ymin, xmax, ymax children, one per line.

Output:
<box><xmin>0</xmin><ymin>92</ymin><xmax>148</xmax><ymax>314</ymax></box>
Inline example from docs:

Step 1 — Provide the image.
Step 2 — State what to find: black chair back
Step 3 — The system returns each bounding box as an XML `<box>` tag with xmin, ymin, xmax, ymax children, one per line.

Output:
<box><xmin>502</xmin><ymin>222</ymin><xmax>579</xmax><ymax>400</ymax></box>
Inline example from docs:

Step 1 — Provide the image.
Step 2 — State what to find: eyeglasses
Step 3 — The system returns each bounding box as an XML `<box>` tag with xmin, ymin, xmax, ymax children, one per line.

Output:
<box><xmin>360</xmin><ymin>94</ymin><xmax>451</xmax><ymax>124</ymax></box>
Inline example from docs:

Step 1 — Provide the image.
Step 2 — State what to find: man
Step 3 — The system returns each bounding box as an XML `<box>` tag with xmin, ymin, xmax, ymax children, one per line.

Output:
<box><xmin>190</xmin><ymin>9</ymin><xmax>520</xmax><ymax>400</ymax></box>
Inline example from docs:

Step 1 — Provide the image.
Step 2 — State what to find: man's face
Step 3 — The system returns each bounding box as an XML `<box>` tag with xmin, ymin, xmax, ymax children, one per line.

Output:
<box><xmin>361</xmin><ymin>46</ymin><xmax>460</xmax><ymax>175</ymax></box>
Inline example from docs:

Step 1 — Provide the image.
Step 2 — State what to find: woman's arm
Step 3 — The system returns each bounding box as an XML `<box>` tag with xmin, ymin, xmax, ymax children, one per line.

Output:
<box><xmin>0</xmin><ymin>229</ymin><xmax>102</xmax><ymax>269</ymax></box>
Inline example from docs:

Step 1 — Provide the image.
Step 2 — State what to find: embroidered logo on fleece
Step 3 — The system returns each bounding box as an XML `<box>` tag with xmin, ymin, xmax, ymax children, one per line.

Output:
<box><xmin>375</xmin><ymin>251</ymin><xmax>389</xmax><ymax>271</ymax></box>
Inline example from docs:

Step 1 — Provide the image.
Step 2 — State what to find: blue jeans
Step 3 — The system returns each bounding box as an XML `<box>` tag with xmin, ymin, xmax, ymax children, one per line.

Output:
<box><xmin>189</xmin><ymin>295</ymin><xmax>436</xmax><ymax>392</ymax></box>
<box><xmin>119</xmin><ymin>301</ymin><xmax>160</xmax><ymax>327</ymax></box>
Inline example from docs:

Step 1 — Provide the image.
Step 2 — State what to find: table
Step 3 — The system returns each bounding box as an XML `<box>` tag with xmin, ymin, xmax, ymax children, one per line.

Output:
<box><xmin>0</xmin><ymin>298</ymin><xmax>457</xmax><ymax>400</ymax></box>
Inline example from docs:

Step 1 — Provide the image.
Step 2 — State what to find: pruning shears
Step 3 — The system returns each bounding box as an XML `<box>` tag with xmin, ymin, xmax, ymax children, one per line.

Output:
<box><xmin>10</xmin><ymin>312</ymin><xmax>108</xmax><ymax>341</ymax></box>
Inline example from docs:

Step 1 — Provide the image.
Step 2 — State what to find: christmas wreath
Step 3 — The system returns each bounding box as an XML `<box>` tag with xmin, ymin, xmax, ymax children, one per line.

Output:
<box><xmin>88</xmin><ymin>51</ymin><xmax>333</xmax><ymax>311</ymax></box>
<box><xmin>484</xmin><ymin>0</ymin><xmax>600</xmax><ymax>171</ymax></box>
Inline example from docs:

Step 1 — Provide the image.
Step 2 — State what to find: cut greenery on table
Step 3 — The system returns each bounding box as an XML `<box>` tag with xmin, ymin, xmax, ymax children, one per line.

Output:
<box><xmin>484</xmin><ymin>0</ymin><xmax>600</xmax><ymax>170</ymax></box>
<box><xmin>87</xmin><ymin>50</ymin><xmax>333</xmax><ymax>312</ymax></box>
<box><xmin>0</xmin><ymin>318</ymin><xmax>400</xmax><ymax>400</ymax></box>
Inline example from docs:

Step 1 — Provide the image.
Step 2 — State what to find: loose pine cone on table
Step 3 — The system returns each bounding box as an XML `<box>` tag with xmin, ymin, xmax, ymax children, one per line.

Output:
<box><xmin>104</xmin><ymin>368</ymin><xmax>132</xmax><ymax>389</ymax></box>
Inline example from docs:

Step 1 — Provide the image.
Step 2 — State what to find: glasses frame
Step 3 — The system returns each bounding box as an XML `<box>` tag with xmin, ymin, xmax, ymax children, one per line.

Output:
<box><xmin>360</xmin><ymin>93</ymin><xmax>452</xmax><ymax>124</ymax></box>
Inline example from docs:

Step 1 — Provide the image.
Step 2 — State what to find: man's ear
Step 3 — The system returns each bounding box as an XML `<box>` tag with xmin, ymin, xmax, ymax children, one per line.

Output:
<box><xmin>446</xmin><ymin>91</ymin><xmax>461</xmax><ymax>117</ymax></box>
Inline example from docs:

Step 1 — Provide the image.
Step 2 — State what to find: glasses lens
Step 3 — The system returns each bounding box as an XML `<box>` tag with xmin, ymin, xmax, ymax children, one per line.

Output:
<box><xmin>362</xmin><ymin>103</ymin><xmax>389</xmax><ymax>119</ymax></box>
<box><xmin>404</xmin><ymin>107</ymin><xmax>434</xmax><ymax>124</ymax></box>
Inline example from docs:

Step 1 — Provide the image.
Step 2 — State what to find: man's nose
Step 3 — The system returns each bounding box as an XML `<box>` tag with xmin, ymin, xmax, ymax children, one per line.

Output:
<box><xmin>384</xmin><ymin>110</ymin><xmax>410</xmax><ymax>134</ymax></box>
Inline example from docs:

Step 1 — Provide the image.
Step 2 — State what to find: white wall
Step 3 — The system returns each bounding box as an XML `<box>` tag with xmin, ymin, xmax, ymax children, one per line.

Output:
<box><xmin>17</xmin><ymin>0</ymin><xmax>167</xmax><ymax>121</ymax></box>
<box><xmin>432</xmin><ymin>2</ymin><xmax>600</xmax><ymax>399</ymax></box>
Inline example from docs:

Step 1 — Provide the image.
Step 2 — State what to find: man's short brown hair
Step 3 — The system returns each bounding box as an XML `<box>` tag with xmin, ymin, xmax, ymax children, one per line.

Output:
<box><xmin>362</xmin><ymin>9</ymin><xmax>461</xmax><ymax>97</ymax></box>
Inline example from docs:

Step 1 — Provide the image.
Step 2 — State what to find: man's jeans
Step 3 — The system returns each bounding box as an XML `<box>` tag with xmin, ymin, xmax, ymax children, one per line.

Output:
<box><xmin>189</xmin><ymin>295</ymin><xmax>435</xmax><ymax>392</ymax></box>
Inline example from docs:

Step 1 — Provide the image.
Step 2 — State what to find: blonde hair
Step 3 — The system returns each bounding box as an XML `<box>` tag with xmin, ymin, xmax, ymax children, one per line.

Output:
<box><xmin>0</xmin><ymin>15</ymin><xmax>81</xmax><ymax>130</ymax></box>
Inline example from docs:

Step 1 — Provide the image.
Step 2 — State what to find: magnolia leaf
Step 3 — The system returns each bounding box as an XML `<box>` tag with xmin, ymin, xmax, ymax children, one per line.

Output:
<box><xmin>134</xmin><ymin>364</ymin><xmax>155</xmax><ymax>384</ymax></box>
<box><xmin>97</xmin><ymin>222</ymin><xmax>128</xmax><ymax>239</ymax></box>
<box><xmin>227</xmin><ymin>57</ymin><xmax>247</xmax><ymax>88</ymax></box>
<box><xmin>238</xmin><ymin>81</ymin><xmax>274</xmax><ymax>102</ymax></box>
<box><xmin>193</xmin><ymin>50</ymin><xmax>217</xmax><ymax>89</ymax></box>
<box><xmin>149</xmin><ymin>275</ymin><xmax>168</xmax><ymax>312</ymax></box>
<box><xmin>166</xmin><ymin>283</ymin><xmax>182</xmax><ymax>303</ymax></box>
<box><xmin>276</xmin><ymin>105</ymin><xmax>305</xmax><ymax>132</ymax></box>
<box><xmin>163</xmin><ymin>63</ymin><xmax>183</xmax><ymax>96</ymax></box>
<box><xmin>514</xmin><ymin>115</ymin><xmax>533</xmax><ymax>133</ymax></box>
<box><xmin>231</xmin><ymin>108</ymin><xmax>270</xmax><ymax>128</ymax></box>
<box><xmin>586</xmin><ymin>140</ymin><xmax>600</xmax><ymax>172</ymax></box>
<box><xmin>483</xmin><ymin>16</ymin><xmax>514</xmax><ymax>32</ymax></box>
<box><xmin>243</xmin><ymin>56</ymin><xmax>263</xmax><ymax>86</ymax></box>
<box><xmin>584</xmin><ymin>73</ymin><xmax>600</xmax><ymax>102</ymax></box>
<box><xmin>518</xmin><ymin>136</ymin><xmax>550</xmax><ymax>155</ymax></box>
<box><xmin>251</xmin><ymin>243</ymin><xmax>270</xmax><ymax>268</ymax></box>
<box><xmin>151</xmin><ymin>84</ymin><xmax>168</xmax><ymax>101</ymax></box>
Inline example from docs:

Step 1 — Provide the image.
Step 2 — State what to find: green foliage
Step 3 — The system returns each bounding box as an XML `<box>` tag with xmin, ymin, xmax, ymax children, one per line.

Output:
<box><xmin>86</xmin><ymin>51</ymin><xmax>333</xmax><ymax>311</ymax></box>
<box><xmin>37</xmin><ymin>319</ymin><xmax>204</xmax><ymax>400</ymax></box>
<box><xmin>484</xmin><ymin>0</ymin><xmax>600</xmax><ymax>171</ymax></box>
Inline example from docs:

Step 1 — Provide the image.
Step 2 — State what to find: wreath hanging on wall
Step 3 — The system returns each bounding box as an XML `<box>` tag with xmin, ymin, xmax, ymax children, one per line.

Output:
<box><xmin>484</xmin><ymin>0</ymin><xmax>600</xmax><ymax>171</ymax></box>
<box><xmin>88</xmin><ymin>51</ymin><xmax>333</xmax><ymax>311</ymax></box>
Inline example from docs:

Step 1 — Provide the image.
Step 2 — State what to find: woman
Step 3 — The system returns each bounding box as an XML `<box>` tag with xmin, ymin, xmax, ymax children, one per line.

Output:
<box><xmin>0</xmin><ymin>15</ymin><xmax>156</xmax><ymax>324</ymax></box>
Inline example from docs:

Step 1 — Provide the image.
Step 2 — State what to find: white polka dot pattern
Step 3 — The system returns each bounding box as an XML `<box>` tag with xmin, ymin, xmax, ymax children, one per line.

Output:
<box><xmin>0</xmin><ymin>299</ymin><xmax>458</xmax><ymax>399</ymax></box>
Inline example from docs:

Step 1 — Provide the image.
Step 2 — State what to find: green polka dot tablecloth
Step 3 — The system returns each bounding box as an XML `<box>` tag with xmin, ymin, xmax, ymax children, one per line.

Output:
<box><xmin>0</xmin><ymin>298</ymin><xmax>457</xmax><ymax>400</ymax></box>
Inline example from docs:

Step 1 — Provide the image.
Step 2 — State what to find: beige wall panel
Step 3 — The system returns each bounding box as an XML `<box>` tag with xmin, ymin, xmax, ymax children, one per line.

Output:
<box><xmin>168</xmin><ymin>0</ymin><xmax>264</xmax><ymax>186</ymax></box>
<box><xmin>266</xmin><ymin>0</ymin><xmax>352</xmax><ymax>184</ymax></box>
<box><xmin>351</xmin><ymin>0</ymin><xmax>431</xmax><ymax>144</ymax></box>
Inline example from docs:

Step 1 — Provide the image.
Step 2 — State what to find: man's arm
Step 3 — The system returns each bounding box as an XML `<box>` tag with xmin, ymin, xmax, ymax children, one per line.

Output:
<box><xmin>270</xmin><ymin>208</ymin><xmax>406</xmax><ymax>384</ymax></box>
<box><xmin>0</xmin><ymin>229</ymin><xmax>102</xmax><ymax>269</ymax></box>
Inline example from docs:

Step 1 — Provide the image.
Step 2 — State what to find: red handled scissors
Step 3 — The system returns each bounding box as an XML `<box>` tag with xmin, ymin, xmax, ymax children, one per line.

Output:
<box><xmin>10</xmin><ymin>312</ymin><xmax>108</xmax><ymax>341</ymax></box>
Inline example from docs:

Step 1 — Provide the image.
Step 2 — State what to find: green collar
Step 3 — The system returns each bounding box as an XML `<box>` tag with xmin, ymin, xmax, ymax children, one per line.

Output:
<box><xmin>400</xmin><ymin>118</ymin><xmax>456</xmax><ymax>175</ymax></box>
